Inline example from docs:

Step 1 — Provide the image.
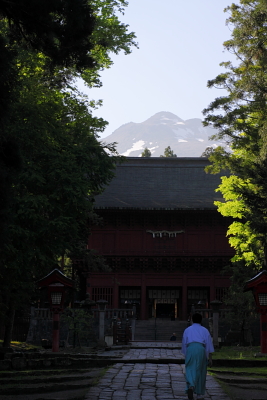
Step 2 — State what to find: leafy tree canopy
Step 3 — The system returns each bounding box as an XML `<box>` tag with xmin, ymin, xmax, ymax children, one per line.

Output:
<box><xmin>0</xmin><ymin>1</ymin><xmax>136</xmax><ymax>346</ymax></box>
<box><xmin>141</xmin><ymin>147</ymin><xmax>152</xmax><ymax>157</ymax></box>
<box><xmin>201</xmin><ymin>146</ymin><xmax>215</xmax><ymax>157</ymax></box>
<box><xmin>0</xmin><ymin>1</ymin><xmax>137</xmax><ymax>235</ymax></box>
<box><xmin>0</xmin><ymin>49</ymin><xmax>119</xmax><ymax>335</ymax></box>
<box><xmin>160</xmin><ymin>146</ymin><xmax>177</xmax><ymax>158</ymax></box>
<box><xmin>202</xmin><ymin>0</ymin><xmax>267</xmax><ymax>320</ymax></box>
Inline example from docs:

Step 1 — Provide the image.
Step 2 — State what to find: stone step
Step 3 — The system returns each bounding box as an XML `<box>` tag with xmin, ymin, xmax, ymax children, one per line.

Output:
<box><xmin>0</xmin><ymin>368</ymin><xmax>103</xmax><ymax>396</ymax></box>
<box><xmin>0</xmin><ymin>370</ymin><xmax>95</xmax><ymax>385</ymax></box>
<box><xmin>134</xmin><ymin>320</ymin><xmax>188</xmax><ymax>341</ymax></box>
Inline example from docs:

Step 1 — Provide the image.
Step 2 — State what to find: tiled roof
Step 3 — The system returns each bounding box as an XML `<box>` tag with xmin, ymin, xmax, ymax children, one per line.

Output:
<box><xmin>94</xmin><ymin>157</ymin><xmax>226</xmax><ymax>210</ymax></box>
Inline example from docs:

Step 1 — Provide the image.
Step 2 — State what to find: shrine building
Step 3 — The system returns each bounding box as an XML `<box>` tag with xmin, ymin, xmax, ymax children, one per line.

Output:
<box><xmin>87</xmin><ymin>157</ymin><xmax>233</xmax><ymax>320</ymax></box>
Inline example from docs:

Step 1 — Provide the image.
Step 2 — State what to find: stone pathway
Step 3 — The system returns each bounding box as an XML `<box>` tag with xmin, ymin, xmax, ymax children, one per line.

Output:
<box><xmin>122</xmin><ymin>347</ymin><xmax>182</xmax><ymax>360</ymax></box>
<box><xmin>130</xmin><ymin>342</ymin><xmax>180</xmax><ymax>348</ymax></box>
<box><xmin>85</xmin><ymin>343</ymin><xmax>231</xmax><ymax>400</ymax></box>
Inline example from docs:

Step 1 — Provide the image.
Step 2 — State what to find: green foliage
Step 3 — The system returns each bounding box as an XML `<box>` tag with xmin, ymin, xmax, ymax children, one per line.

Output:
<box><xmin>203</xmin><ymin>1</ymin><xmax>267</xmax><ymax>324</ymax></box>
<box><xmin>141</xmin><ymin>147</ymin><xmax>152</xmax><ymax>157</ymax></box>
<box><xmin>203</xmin><ymin>0</ymin><xmax>267</xmax><ymax>161</ymax></box>
<box><xmin>203</xmin><ymin>0</ymin><xmax>267</xmax><ymax>267</ymax></box>
<box><xmin>201</xmin><ymin>146</ymin><xmax>215</xmax><ymax>157</ymax></box>
<box><xmin>210</xmin><ymin>366</ymin><xmax>267</xmax><ymax>374</ymax></box>
<box><xmin>221</xmin><ymin>261</ymin><xmax>258</xmax><ymax>330</ymax></box>
<box><xmin>214</xmin><ymin>175</ymin><xmax>264</xmax><ymax>266</ymax></box>
<box><xmin>0</xmin><ymin>1</ymin><xmax>137</xmax><ymax>346</ymax></box>
<box><xmin>212</xmin><ymin>346</ymin><xmax>263</xmax><ymax>360</ymax></box>
<box><xmin>0</xmin><ymin>0</ymin><xmax>137</xmax><ymax>73</ymax></box>
<box><xmin>0</xmin><ymin>340</ymin><xmax>41</xmax><ymax>351</ymax></box>
<box><xmin>160</xmin><ymin>146</ymin><xmax>177</xmax><ymax>158</ymax></box>
<box><xmin>61</xmin><ymin>308</ymin><xmax>95</xmax><ymax>347</ymax></box>
<box><xmin>0</xmin><ymin>56</ymin><xmax>118</xmax><ymax>326</ymax></box>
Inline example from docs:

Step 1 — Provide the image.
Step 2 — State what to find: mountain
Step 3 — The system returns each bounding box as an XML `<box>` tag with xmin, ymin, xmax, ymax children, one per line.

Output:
<box><xmin>101</xmin><ymin>111</ymin><xmax>225</xmax><ymax>157</ymax></box>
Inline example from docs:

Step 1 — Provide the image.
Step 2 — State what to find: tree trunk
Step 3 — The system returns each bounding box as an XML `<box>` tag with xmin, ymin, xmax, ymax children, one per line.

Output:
<box><xmin>264</xmin><ymin>243</ymin><xmax>267</xmax><ymax>269</ymax></box>
<box><xmin>60</xmin><ymin>254</ymin><xmax>65</xmax><ymax>270</ymax></box>
<box><xmin>2</xmin><ymin>300</ymin><xmax>15</xmax><ymax>347</ymax></box>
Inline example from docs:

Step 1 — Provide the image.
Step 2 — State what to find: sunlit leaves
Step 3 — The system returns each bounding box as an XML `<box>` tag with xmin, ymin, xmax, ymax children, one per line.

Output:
<box><xmin>203</xmin><ymin>1</ymin><xmax>267</xmax><ymax>271</ymax></box>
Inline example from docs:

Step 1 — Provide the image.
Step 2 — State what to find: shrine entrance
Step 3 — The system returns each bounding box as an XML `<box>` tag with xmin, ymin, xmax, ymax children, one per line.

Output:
<box><xmin>155</xmin><ymin>300</ymin><xmax>176</xmax><ymax>319</ymax></box>
<box><xmin>148</xmin><ymin>288</ymin><xmax>180</xmax><ymax>319</ymax></box>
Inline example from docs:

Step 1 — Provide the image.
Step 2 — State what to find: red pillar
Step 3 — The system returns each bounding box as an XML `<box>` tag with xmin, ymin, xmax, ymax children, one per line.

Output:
<box><xmin>182</xmin><ymin>274</ymin><xmax>187</xmax><ymax>321</ymax></box>
<box><xmin>87</xmin><ymin>282</ymin><xmax>92</xmax><ymax>299</ymax></box>
<box><xmin>113</xmin><ymin>319</ymin><xmax>117</xmax><ymax>345</ymax></box>
<box><xmin>113</xmin><ymin>274</ymin><xmax>119</xmax><ymax>309</ymax></box>
<box><xmin>52</xmin><ymin>312</ymin><xmax>60</xmax><ymax>352</ymax></box>
<box><xmin>260</xmin><ymin>313</ymin><xmax>267</xmax><ymax>353</ymax></box>
<box><xmin>140</xmin><ymin>274</ymin><xmax>146</xmax><ymax>320</ymax></box>
<box><xmin>210</xmin><ymin>274</ymin><xmax>215</xmax><ymax>304</ymax></box>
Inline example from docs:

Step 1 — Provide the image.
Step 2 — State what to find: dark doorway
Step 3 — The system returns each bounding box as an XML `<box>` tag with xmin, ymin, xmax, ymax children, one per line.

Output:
<box><xmin>156</xmin><ymin>303</ymin><xmax>175</xmax><ymax>318</ymax></box>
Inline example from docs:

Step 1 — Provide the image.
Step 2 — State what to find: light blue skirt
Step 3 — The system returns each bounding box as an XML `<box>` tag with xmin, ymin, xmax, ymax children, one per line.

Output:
<box><xmin>185</xmin><ymin>342</ymin><xmax>208</xmax><ymax>396</ymax></box>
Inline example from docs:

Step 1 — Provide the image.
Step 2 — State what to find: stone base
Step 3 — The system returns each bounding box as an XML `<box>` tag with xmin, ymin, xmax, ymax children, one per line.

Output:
<box><xmin>254</xmin><ymin>352</ymin><xmax>267</xmax><ymax>357</ymax></box>
<box><xmin>97</xmin><ymin>339</ymin><xmax>106</xmax><ymax>348</ymax></box>
<box><xmin>105</xmin><ymin>335</ymin><xmax>113</xmax><ymax>347</ymax></box>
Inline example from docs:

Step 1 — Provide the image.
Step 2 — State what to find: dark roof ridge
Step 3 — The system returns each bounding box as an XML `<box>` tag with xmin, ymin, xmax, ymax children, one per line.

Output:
<box><xmin>94</xmin><ymin>157</ymin><xmax>225</xmax><ymax>210</ymax></box>
<box><xmin>120</xmin><ymin>157</ymin><xmax>210</xmax><ymax>166</ymax></box>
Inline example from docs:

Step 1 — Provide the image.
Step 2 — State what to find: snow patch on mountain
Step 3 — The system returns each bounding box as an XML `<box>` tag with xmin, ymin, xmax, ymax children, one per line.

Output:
<box><xmin>102</xmin><ymin>111</ymin><xmax>227</xmax><ymax>157</ymax></box>
<box><xmin>121</xmin><ymin>140</ymin><xmax>145</xmax><ymax>156</ymax></box>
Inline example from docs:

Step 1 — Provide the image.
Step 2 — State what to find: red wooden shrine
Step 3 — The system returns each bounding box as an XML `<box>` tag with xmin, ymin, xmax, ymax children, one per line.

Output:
<box><xmin>86</xmin><ymin>157</ymin><xmax>233</xmax><ymax>320</ymax></box>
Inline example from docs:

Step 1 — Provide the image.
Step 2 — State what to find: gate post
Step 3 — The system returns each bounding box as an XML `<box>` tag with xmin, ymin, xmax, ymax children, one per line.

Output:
<box><xmin>113</xmin><ymin>316</ymin><xmax>117</xmax><ymax>345</ymax></box>
<box><xmin>125</xmin><ymin>319</ymin><xmax>132</xmax><ymax>344</ymax></box>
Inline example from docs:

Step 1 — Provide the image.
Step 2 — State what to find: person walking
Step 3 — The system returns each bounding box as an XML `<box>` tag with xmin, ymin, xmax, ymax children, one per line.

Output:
<box><xmin>181</xmin><ymin>313</ymin><xmax>214</xmax><ymax>400</ymax></box>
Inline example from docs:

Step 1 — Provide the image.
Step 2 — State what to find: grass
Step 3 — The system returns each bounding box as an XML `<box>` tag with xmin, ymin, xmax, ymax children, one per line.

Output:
<box><xmin>212</xmin><ymin>345</ymin><xmax>267</xmax><ymax>360</ymax></box>
<box><xmin>0</xmin><ymin>368</ymin><xmax>92</xmax><ymax>378</ymax></box>
<box><xmin>209</xmin><ymin>366</ymin><xmax>267</xmax><ymax>376</ymax></box>
<box><xmin>208</xmin><ymin>346</ymin><xmax>267</xmax><ymax>400</ymax></box>
<box><xmin>0</xmin><ymin>340</ymin><xmax>41</xmax><ymax>351</ymax></box>
<box><xmin>91</xmin><ymin>366</ymin><xmax>109</xmax><ymax>386</ymax></box>
<box><xmin>1</xmin><ymin>342</ymin><xmax>266</xmax><ymax>400</ymax></box>
<box><xmin>2</xmin><ymin>341</ymin><xmax>267</xmax><ymax>359</ymax></box>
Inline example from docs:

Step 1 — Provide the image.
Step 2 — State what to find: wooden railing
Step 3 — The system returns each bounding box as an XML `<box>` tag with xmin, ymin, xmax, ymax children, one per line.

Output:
<box><xmin>33</xmin><ymin>307</ymin><xmax>134</xmax><ymax>320</ymax></box>
<box><xmin>34</xmin><ymin>308</ymin><xmax>53</xmax><ymax>319</ymax></box>
<box><xmin>193</xmin><ymin>309</ymin><xmax>230</xmax><ymax>319</ymax></box>
<box><xmin>92</xmin><ymin>308</ymin><xmax>134</xmax><ymax>320</ymax></box>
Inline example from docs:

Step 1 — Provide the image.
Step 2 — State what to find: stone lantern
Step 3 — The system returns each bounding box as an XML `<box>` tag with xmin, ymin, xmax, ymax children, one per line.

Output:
<box><xmin>38</xmin><ymin>269</ymin><xmax>74</xmax><ymax>352</ymax></box>
<box><xmin>80</xmin><ymin>293</ymin><xmax>96</xmax><ymax>314</ymax></box>
<box><xmin>96</xmin><ymin>299</ymin><xmax>108</xmax><ymax>344</ymax></box>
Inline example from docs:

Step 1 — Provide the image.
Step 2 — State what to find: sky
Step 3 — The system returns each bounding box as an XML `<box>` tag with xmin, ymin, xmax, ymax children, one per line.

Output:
<box><xmin>78</xmin><ymin>1</ymin><xmax>239</xmax><ymax>139</ymax></box>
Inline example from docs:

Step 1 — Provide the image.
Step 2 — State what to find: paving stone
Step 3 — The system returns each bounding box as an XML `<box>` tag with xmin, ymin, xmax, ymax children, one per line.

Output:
<box><xmin>85</xmin><ymin>344</ymin><xmax>231</xmax><ymax>400</ymax></box>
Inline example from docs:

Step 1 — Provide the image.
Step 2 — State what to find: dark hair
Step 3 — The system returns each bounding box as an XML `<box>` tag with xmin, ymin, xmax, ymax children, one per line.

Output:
<box><xmin>192</xmin><ymin>313</ymin><xmax>202</xmax><ymax>324</ymax></box>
